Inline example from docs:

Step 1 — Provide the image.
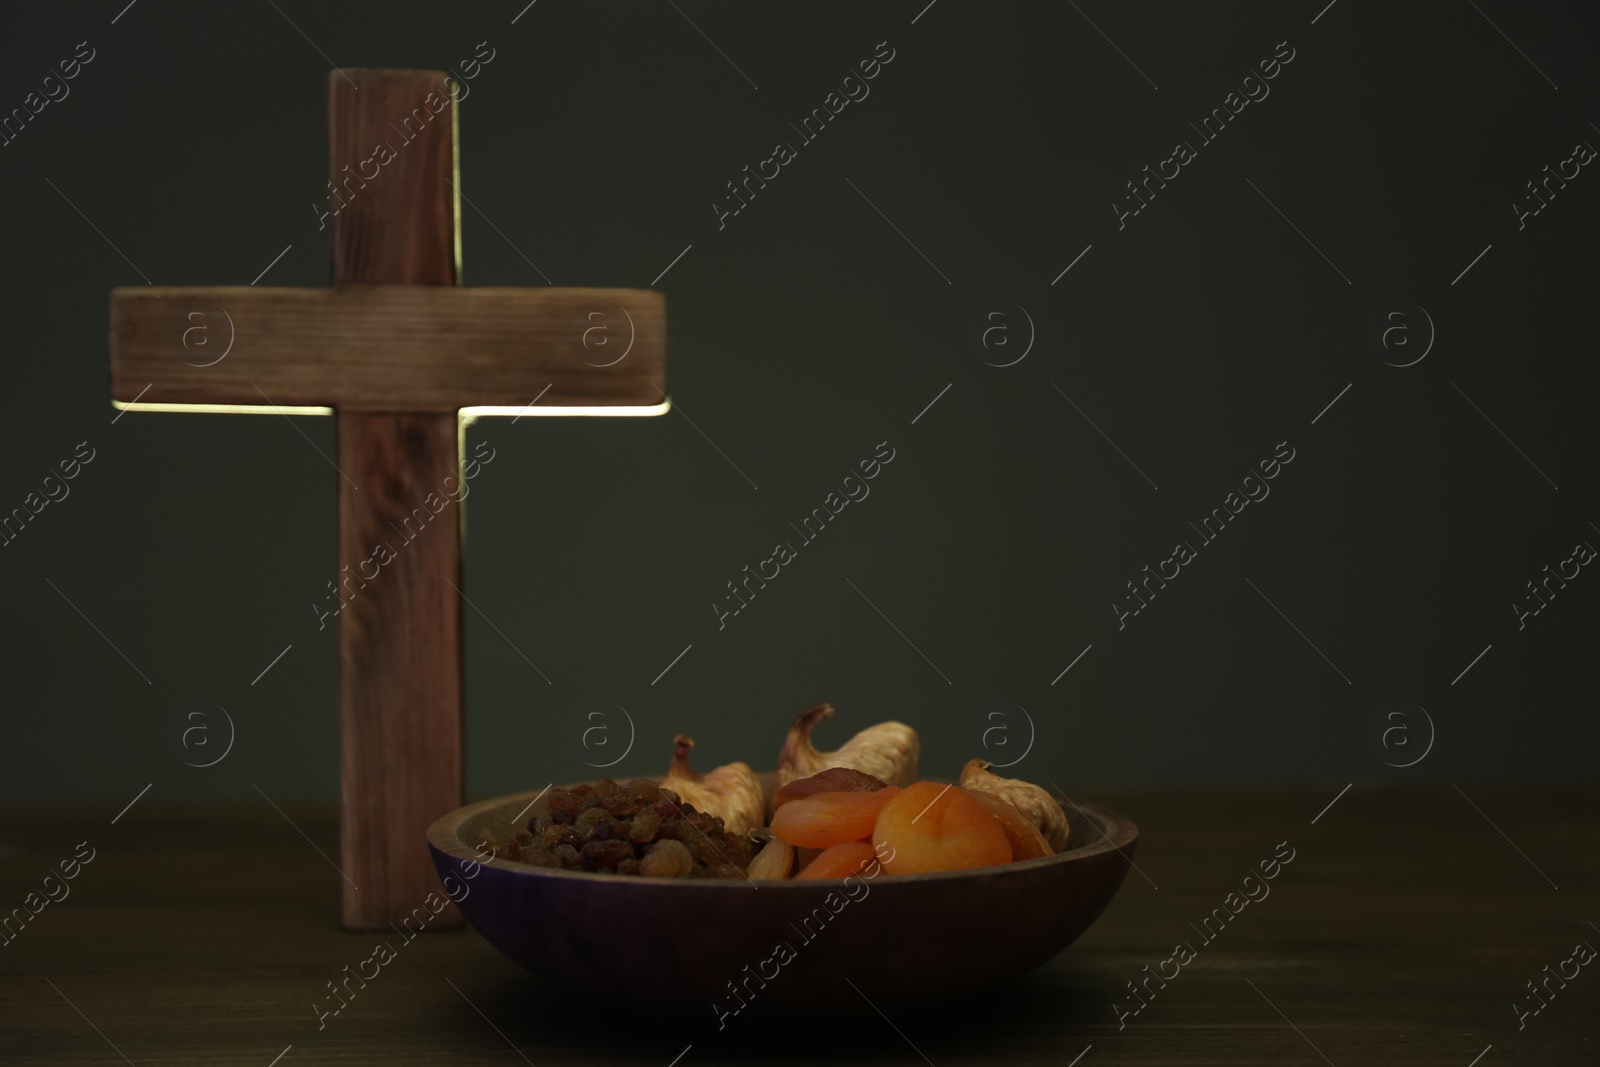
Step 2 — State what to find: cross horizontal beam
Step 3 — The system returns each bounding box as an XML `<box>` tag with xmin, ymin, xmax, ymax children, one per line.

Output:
<box><xmin>110</xmin><ymin>285</ymin><xmax>665</xmax><ymax>412</ymax></box>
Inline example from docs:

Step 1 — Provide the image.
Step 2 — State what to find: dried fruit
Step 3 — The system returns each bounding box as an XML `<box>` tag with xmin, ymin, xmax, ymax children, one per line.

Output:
<box><xmin>958</xmin><ymin>759</ymin><xmax>1070</xmax><ymax>852</ymax></box>
<box><xmin>772</xmin><ymin>767</ymin><xmax>889</xmax><ymax>810</ymax></box>
<box><xmin>747</xmin><ymin>838</ymin><xmax>795</xmax><ymax>880</ymax></box>
<box><xmin>628</xmin><ymin>809</ymin><xmax>662</xmax><ymax>843</ymax></box>
<box><xmin>773</xmin><ymin>704</ymin><xmax>919</xmax><ymax>795</ymax></box>
<box><xmin>966</xmin><ymin>789</ymin><xmax>1052</xmax><ymax>861</ymax></box>
<box><xmin>770</xmin><ymin>788</ymin><xmax>901</xmax><ymax>849</ymax></box>
<box><xmin>493</xmin><ymin>777</ymin><xmax>757</xmax><ymax>878</ymax></box>
<box><xmin>537</xmin><ymin>823</ymin><xmax>583</xmax><ymax>850</ymax></box>
<box><xmin>640</xmin><ymin>838</ymin><xmax>695</xmax><ymax>877</ymax></box>
<box><xmin>575</xmin><ymin>807</ymin><xmax>613</xmax><ymax>837</ymax></box>
<box><xmin>580</xmin><ymin>840</ymin><xmax>634</xmax><ymax>870</ymax></box>
<box><xmin>661</xmin><ymin>736</ymin><xmax>766</xmax><ymax>837</ymax></box>
<box><xmin>795</xmin><ymin>841</ymin><xmax>880</xmax><ymax>879</ymax></box>
<box><xmin>872</xmin><ymin>782</ymin><xmax>1010</xmax><ymax>874</ymax></box>
<box><xmin>547</xmin><ymin>787</ymin><xmax>588</xmax><ymax>824</ymax></box>
<box><xmin>601</xmin><ymin>788</ymin><xmax>650</xmax><ymax>818</ymax></box>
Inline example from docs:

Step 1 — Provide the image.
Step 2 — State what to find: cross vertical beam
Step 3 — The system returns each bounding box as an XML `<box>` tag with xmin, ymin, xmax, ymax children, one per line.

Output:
<box><xmin>330</xmin><ymin>69</ymin><xmax>463</xmax><ymax>929</ymax></box>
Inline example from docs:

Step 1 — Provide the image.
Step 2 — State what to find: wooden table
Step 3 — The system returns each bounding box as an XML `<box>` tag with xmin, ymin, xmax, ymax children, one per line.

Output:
<box><xmin>3</xmin><ymin>787</ymin><xmax>1595</xmax><ymax>1064</ymax></box>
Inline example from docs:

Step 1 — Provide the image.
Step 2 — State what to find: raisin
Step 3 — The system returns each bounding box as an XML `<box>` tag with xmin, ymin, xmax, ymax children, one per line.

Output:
<box><xmin>686</xmin><ymin>810</ymin><xmax>722</xmax><ymax>836</ymax></box>
<box><xmin>601</xmin><ymin>790</ymin><xmax>648</xmax><ymax>818</ymax></box>
<box><xmin>548</xmin><ymin>788</ymin><xmax>585</xmax><ymax>824</ymax></box>
<box><xmin>629</xmin><ymin>809</ymin><xmax>662</xmax><ymax>842</ymax></box>
<box><xmin>510</xmin><ymin>778</ymin><xmax>759</xmax><ymax>877</ymax></box>
<box><xmin>538</xmin><ymin>824</ymin><xmax>583</xmax><ymax>850</ymax></box>
<box><xmin>651</xmin><ymin>797</ymin><xmax>681</xmax><ymax>819</ymax></box>
<box><xmin>575</xmin><ymin>808</ymin><xmax>610</xmax><ymax>833</ymax></box>
<box><xmin>721</xmin><ymin>835</ymin><xmax>756</xmax><ymax>868</ymax></box>
<box><xmin>580</xmin><ymin>840</ymin><xmax>634</xmax><ymax>870</ymax></box>
<box><xmin>628</xmin><ymin>778</ymin><xmax>663</xmax><ymax>801</ymax></box>
<box><xmin>689</xmin><ymin>837</ymin><xmax>730</xmax><ymax>867</ymax></box>
<box><xmin>640</xmin><ymin>839</ymin><xmax>694</xmax><ymax>877</ymax></box>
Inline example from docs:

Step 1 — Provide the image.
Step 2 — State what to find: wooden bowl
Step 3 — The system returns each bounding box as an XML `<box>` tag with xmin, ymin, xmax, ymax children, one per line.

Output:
<box><xmin>427</xmin><ymin>778</ymin><xmax>1136</xmax><ymax>1026</ymax></box>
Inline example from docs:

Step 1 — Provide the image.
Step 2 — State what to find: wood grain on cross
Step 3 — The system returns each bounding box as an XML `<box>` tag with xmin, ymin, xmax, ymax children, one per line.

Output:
<box><xmin>107</xmin><ymin>69</ymin><xmax>667</xmax><ymax>929</ymax></box>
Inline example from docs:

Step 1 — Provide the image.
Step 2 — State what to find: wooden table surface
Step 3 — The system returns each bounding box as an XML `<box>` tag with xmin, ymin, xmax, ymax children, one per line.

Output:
<box><xmin>2</xmin><ymin>787</ymin><xmax>1595</xmax><ymax>1065</ymax></box>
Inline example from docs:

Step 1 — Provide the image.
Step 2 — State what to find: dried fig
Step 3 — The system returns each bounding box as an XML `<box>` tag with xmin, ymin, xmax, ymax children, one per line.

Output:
<box><xmin>660</xmin><ymin>735</ymin><xmax>765</xmax><ymax>837</ymax></box>
<box><xmin>773</xmin><ymin>704</ymin><xmax>919</xmax><ymax>795</ymax></box>
<box><xmin>958</xmin><ymin>759</ymin><xmax>1070</xmax><ymax>852</ymax></box>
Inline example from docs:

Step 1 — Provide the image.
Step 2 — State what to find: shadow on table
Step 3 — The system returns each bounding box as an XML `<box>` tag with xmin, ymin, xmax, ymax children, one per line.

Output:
<box><xmin>460</xmin><ymin>958</ymin><xmax>1109</xmax><ymax>1060</ymax></box>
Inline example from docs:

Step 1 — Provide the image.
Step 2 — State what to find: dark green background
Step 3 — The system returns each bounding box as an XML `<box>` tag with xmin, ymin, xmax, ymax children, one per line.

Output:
<box><xmin>2</xmin><ymin>0</ymin><xmax>1596</xmax><ymax>802</ymax></box>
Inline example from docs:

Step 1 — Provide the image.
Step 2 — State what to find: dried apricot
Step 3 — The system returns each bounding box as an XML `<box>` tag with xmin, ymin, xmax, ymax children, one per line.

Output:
<box><xmin>872</xmin><ymin>782</ymin><xmax>1011</xmax><ymax>874</ymax></box>
<box><xmin>770</xmin><ymin>787</ymin><xmax>900</xmax><ymax>849</ymax></box>
<box><xmin>966</xmin><ymin>789</ymin><xmax>1052</xmax><ymax>860</ymax></box>
<box><xmin>794</xmin><ymin>840</ymin><xmax>879</xmax><ymax>879</ymax></box>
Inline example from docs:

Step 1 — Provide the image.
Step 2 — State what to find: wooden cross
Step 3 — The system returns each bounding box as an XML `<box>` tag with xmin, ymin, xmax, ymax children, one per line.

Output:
<box><xmin>107</xmin><ymin>69</ymin><xmax>667</xmax><ymax>929</ymax></box>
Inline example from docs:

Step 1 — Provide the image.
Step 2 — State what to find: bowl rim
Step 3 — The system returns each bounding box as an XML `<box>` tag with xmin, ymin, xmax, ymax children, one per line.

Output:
<box><xmin>428</xmin><ymin>782</ymin><xmax>1138</xmax><ymax>888</ymax></box>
